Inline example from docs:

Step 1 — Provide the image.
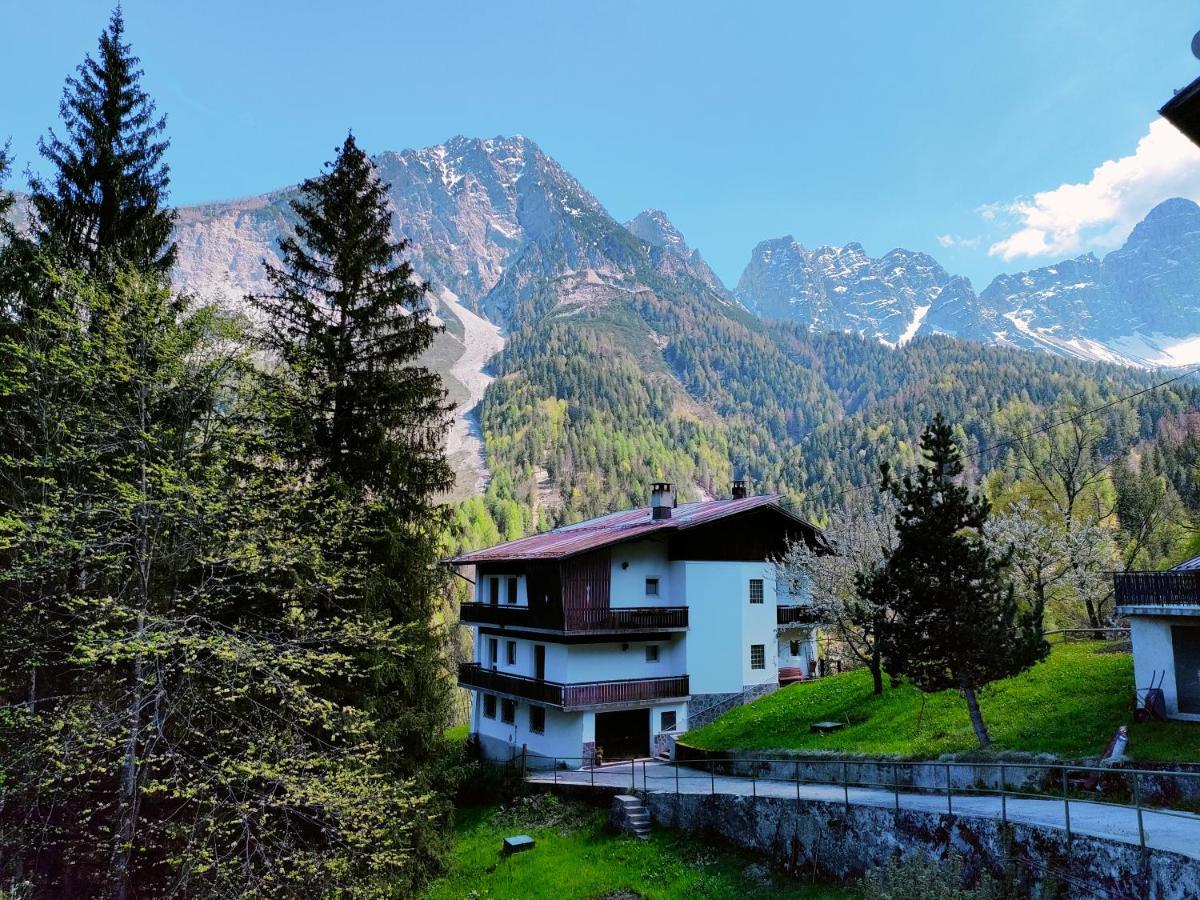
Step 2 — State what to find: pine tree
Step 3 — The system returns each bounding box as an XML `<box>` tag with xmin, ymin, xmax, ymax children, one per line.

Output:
<box><xmin>29</xmin><ymin>7</ymin><xmax>175</xmax><ymax>279</ymax></box>
<box><xmin>250</xmin><ymin>133</ymin><xmax>455</xmax><ymax>772</ymax></box>
<box><xmin>869</xmin><ymin>414</ymin><xmax>1047</xmax><ymax>748</ymax></box>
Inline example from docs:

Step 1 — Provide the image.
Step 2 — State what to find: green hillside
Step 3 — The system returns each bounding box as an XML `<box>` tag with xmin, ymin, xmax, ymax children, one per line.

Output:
<box><xmin>683</xmin><ymin>643</ymin><xmax>1200</xmax><ymax>763</ymax></box>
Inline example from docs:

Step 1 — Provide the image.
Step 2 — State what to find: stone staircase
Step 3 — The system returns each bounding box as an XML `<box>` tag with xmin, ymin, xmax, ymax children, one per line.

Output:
<box><xmin>610</xmin><ymin>794</ymin><xmax>652</xmax><ymax>840</ymax></box>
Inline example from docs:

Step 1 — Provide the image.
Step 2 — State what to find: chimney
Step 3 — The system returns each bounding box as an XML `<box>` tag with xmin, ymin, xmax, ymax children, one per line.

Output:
<box><xmin>650</xmin><ymin>482</ymin><xmax>676</xmax><ymax>520</ymax></box>
<box><xmin>731</xmin><ymin>479</ymin><xmax>748</xmax><ymax>500</ymax></box>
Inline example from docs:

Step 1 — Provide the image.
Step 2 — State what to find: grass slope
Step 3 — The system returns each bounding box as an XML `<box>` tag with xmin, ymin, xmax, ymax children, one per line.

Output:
<box><xmin>684</xmin><ymin>643</ymin><xmax>1200</xmax><ymax>763</ymax></box>
<box><xmin>428</xmin><ymin>796</ymin><xmax>852</xmax><ymax>899</ymax></box>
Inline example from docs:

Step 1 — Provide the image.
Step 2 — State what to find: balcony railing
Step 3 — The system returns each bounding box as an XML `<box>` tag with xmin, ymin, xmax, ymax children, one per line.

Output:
<box><xmin>459</xmin><ymin>602</ymin><xmax>687</xmax><ymax>633</ymax></box>
<box><xmin>458</xmin><ymin>663</ymin><xmax>689</xmax><ymax>710</ymax></box>
<box><xmin>565</xmin><ymin>606</ymin><xmax>688</xmax><ymax>633</ymax></box>
<box><xmin>458</xmin><ymin>602</ymin><xmax>535</xmax><ymax>628</ymax></box>
<box><xmin>777</xmin><ymin>604</ymin><xmax>821</xmax><ymax>626</ymax></box>
<box><xmin>1114</xmin><ymin>571</ymin><xmax>1200</xmax><ymax>608</ymax></box>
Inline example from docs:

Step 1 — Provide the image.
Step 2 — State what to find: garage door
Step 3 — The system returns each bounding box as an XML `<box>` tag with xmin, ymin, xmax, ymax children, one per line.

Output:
<box><xmin>594</xmin><ymin>708</ymin><xmax>650</xmax><ymax>761</ymax></box>
<box><xmin>1172</xmin><ymin>626</ymin><xmax>1200</xmax><ymax>715</ymax></box>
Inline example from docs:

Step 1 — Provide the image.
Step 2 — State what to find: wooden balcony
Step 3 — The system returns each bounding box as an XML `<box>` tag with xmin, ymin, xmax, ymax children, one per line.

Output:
<box><xmin>459</xmin><ymin>602</ymin><xmax>687</xmax><ymax>634</ymax></box>
<box><xmin>777</xmin><ymin>604</ymin><xmax>821</xmax><ymax>626</ymax></box>
<box><xmin>457</xmin><ymin>663</ymin><xmax>689</xmax><ymax>710</ymax></box>
<box><xmin>564</xmin><ymin>606</ymin><xmax>688</xmax><ymax>633</ymax></box>
<box><xmin>1114</xmin><ymin>571</ymin><xmax>1200</xmax><ymax>610</ymax></box>
<box><xmin>458</xmin><ymin>602</ymin><xmax>535</xmax><ymax>629</ymax></box>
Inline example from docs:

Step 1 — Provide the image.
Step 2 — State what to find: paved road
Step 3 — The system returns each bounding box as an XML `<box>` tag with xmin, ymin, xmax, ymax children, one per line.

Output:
<box><xmin>528</xmin><ymin>760</ymin><xmax>1200</xmax><ymax>860</ymax></box>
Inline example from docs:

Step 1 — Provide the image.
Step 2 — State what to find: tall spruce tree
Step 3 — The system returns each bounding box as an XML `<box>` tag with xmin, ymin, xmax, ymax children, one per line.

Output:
<box><xmin>250</xmin><ymin>133</ymin><xmax>455</xmax><ymax>773</ymax></box>
<box><xmin>29</xmin><ymin>7</ymin><xmax>175</xmax><ymax>279</ymax></box>
<box><xmin>867</xmin><ymin>414</ymin><xmax>1047</xmax><ymax>748</ymax></box>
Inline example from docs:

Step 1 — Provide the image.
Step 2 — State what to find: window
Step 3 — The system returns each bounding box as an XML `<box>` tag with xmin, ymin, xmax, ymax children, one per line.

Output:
<box><xmin>749</xmin><ymin>579</ymin><xmax>764</xmax><ymax>604</ymax></box>
<box><xmin>645</xmin><ymin>577</ymin><xmax>659</xmax><ymax>597</ymax></box>
<box><xmin>750</xmin><ymin>644</ymin><xmax>765</xmax><ymax>670</ymax></box>
<box><xmin>790</xmin><ymin>640</ymin><xmax>801</xmax><ymax>657</ymax></box>
<box><xmin>500</xmin><ymin>699</ymin><xmax>516</xmax><ymax>724</ymax></box>
<box><xmin>645</xmin><ymin>644</ymin><xmax>660</xmax><ymax>663</ymax></box>
<box><xmin>483</xmin><ymin>694</ymin><xmax>496</xmax><ymax>719</ymax></box>
<box><xmin>507</xmin><ymin>576</ymin><xmax>518</xmax><ymax>605</ymax></box>
<box><xmin>488</xmin><ymin>637</ymin><xmax>498</xmax><ymax>668</ymax></box>
<box><xmin>489</xmin><ymin>576</ymin><xmax>499</xmax><ymax>606</ymax></box>
<box><xmin>505</xmin><ymin>640</ymin><xmax>517</xmax><ymax>666</ymax></box>
<box><xmin>660</xmin><ymin>710</ymin><xmax>677</xmax><ymax>732</ymax></box>
<box><xmin>529</xmin><ymin>705</ymin><xmax>545</xmax><ymax>734</ymax></box>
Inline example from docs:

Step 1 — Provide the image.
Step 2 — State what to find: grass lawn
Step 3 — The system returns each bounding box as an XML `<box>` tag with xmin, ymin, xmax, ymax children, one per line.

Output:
<box><xmin>427</xmin><ymin>796</ymin><xmax>854</xmax><ymax>899</ymax></box>
<box><xmin>444</xmin><ymin>723</ymin><xmax>469</xmax><ymax>744</ymax></box>
<box><xmin>683</xmin><ymin>643</ymin><xmax>1200</xmax><ymax>763</ymax></box>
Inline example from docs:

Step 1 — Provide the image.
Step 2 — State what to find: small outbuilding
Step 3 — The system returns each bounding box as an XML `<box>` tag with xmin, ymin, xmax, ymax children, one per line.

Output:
<box><xmin>1115</xmin><ymin>553</ymin><xmax>1200</xmax><ymax>721</ymax></box>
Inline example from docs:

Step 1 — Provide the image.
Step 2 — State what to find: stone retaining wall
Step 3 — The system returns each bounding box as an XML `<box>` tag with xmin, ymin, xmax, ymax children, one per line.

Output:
<box><xmin>643</xmin><ymin>791</ymin><xmax>1199</xmax><ymax>899</ymax></box>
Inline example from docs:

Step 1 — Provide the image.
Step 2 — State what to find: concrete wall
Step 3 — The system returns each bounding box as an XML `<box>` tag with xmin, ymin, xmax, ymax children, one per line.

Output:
<box><xmin>474</xmin><ymin>695</ymin><xmax>586</xmax><ymax>766</ymax></box>
<box><xmin>565</xmin><ymin>636</ymin><xmax>686</xmax><ymax>682</ymax></box>
<box><xmin>684</xmin><ymin>561</ymin><xmax>778</xmax><ymax>694</ymax></box>
<box><xmin>643</xmin><ymin>791</ymin><xmax>1200</xmax><ymax>899</ymax></box>
<box><xmin>1131</xmin><ymin>614</ymin><xmax>1200</xmax><ymax>721</ymax></box>
<box><xmin>609</xmin><ymin>540</ymin><xmax>681</xmax><ymax>607</ymax></box>
<box><xmin>475</xmin><ymin>571</ymin><xmax>528</xmax><ymax>606</ymax></box>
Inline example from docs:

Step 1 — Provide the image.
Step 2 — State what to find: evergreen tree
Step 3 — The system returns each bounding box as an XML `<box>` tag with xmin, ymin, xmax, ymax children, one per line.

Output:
<box><xmin>29</xmin><ymin>8</ymin><xmax>175</xmax><ymax>279</ymax></box>
<box><xmin>0</xmin><ymin>264</ymin><xmax>429</xmax><ymax>896</ymax></box>
<box><xmin>868</xmin><ymin>414</ymin><xmax>1047</xmax><ymax>748</ymax></box>
<box><xmin>250</xmin><ymin>133</ymin><xmax>455</xmax><ymax>773</ymax></box>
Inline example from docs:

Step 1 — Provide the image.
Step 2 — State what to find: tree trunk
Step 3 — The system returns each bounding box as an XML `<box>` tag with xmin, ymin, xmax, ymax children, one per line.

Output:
<box><xmin>870</xmin><ymin>646</ymin><xmax>884</xmax><ymax>696</ymax></box>
<box><xmin>110</xmin><ymin>614</ymin><xmax>144</xmax><ymax>900</ymax></box>
<box><xmin>960</xmin><ymin>679</ymin><xmax>991</xmax><ymax>749</ymax></box>
<box><xmin>1083</xmin><ymin>596</ymin><xmax>1100</xmax><ymax>630</ymax></box>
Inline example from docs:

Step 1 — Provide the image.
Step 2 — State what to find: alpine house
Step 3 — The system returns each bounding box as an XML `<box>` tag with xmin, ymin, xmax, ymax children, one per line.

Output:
<box><xmin>450</xmin><ymin>482</ymin><xmax>828</xmax><ymax>767</ymax></box>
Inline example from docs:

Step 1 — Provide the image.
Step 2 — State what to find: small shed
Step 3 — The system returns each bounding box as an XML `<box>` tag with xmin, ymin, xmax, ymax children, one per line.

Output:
<box><xmin>1115</xmin><ymin>553</ymin><xmax>1200</xmax><ymax>721</ymax></box>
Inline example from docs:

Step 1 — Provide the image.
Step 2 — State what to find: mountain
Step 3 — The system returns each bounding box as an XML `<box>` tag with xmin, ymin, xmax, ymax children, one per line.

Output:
<box><xmin>734</xmin><ymin>198</ymin><xmax>1200</xmax><ymax>367</ymax></box>
<box><xmin>734</xmin><ymin>238</ymin><xmax>991</xmax><ymax>346</ymax></box>
<box><xmin>7</xmin><ymin>136</ymin><xmax>1198</xmax><ymax>527</ymax></box>
<box><xmin>625</xmin><ymin>209</ymin><xmax>727</xmax><ymax>294</ymax></box>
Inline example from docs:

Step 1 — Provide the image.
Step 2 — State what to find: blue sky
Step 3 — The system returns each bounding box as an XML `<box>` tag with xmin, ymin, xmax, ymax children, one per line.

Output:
<box><xmin>3</xmin><ymin>1</ymin><xmax>1199</xmax><ymax>290</ymax></box>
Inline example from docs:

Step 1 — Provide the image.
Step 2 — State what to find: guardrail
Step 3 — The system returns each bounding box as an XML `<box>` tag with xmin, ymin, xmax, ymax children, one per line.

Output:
<box><xmin>520</xmin><ymin>752</ymin><xmax>1200</xmax><ymax>855</ymax></box>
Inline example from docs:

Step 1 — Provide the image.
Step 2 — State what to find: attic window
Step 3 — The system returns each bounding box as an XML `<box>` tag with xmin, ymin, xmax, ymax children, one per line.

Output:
<box><xmin>645</xmin><ymin>578</ymin><xmax>660</xmax><ymax>597</ymax></box>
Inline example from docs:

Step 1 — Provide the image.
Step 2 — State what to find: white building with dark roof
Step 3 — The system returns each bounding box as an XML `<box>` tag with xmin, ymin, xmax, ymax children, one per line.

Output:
<box><xmin>1116</xmin><ymin>552</ymin><xmax>1200</xmax><ymax>721</ymax></box>
<box><xmin>449</xmin><ymin>483</ymin><xmax>826</xmax><ymax>767</ymax></box>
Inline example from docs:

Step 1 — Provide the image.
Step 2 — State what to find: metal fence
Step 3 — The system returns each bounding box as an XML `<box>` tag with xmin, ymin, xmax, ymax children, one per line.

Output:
<box><xmin>520</xmin><ymin>752</ymin><xmax>1200</xmax><ymax>855</ymax></box>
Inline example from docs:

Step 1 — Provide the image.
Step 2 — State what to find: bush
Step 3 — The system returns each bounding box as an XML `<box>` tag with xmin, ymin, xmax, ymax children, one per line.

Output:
<box><xmin>861</xmin><ymin>853</ymin><xmax>998</xmax><ymax>900</ymax></box>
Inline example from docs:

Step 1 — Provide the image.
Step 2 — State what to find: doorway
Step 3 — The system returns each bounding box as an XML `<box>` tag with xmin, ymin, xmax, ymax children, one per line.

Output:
<box><xmin>1172</xmin><ymin>625</ymin><xmax>1200</xmax><ymax>714</ymax></box>
<box><xmin>594</xmin><ymin>708</ymin><xmax>650</xmax><ymax>761</ymax></box>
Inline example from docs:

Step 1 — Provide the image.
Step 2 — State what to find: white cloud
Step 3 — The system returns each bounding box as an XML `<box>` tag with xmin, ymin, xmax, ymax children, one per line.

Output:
<box><xmin>936</xmin><ymin>233</ymin><xmax>980</xmax><ymax>249</ymax></box>
<box><xmin>988</xmin><ymin>118</ymin><xmax>1200</xmax><ymax>261</ymax></box>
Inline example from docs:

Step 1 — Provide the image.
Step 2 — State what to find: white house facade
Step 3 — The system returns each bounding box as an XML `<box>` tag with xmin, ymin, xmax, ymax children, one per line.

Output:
<box><xmin>450</xmin><ymin>483</ymin><xmax>826</xmax><ymax>767</ymax></box>
<box><xmin>1116</xmin><ymin>553</ymin><xmax>1200</xmax><ymax>721</ymax></box>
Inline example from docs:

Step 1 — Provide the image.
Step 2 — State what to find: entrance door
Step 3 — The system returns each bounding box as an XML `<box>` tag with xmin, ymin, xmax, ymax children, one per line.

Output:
<box><xmin>534</xmin><ymin>645</ymin><xmax>546</xmax><ymax>681</ymax></box>
<box><xmin>594</xmin><ymin>708</ymin><xmax>650</xmax><ymax>761</ymax></box>
<box><xmin>1172</xmin><ymin>626</ymin><xmax>1200</xmax><ymax>714</ymax></box>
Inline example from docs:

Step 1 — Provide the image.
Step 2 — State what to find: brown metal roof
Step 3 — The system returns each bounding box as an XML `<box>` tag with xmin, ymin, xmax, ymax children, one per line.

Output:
<box><xmin>448</xmin><ymin>494</ymin><xmax>822</xmax><ymax>564</ymax></box>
